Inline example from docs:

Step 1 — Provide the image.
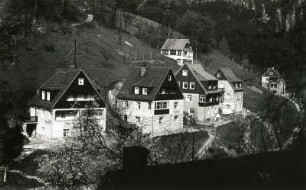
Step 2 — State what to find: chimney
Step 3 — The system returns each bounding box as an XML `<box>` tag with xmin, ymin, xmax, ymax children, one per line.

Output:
<box><xmin>140</xmin><ymin>63</ymin><xmax>146</xmax><ymax>77</ymax></box>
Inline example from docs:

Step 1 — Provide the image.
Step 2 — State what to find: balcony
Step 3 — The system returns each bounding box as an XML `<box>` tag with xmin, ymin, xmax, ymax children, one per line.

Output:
<box><xmin>154</xmin><ymin>109</ymin><xmax>169</xmax><ymax>115</ymax></box>
<box><xmin>199</xmin><ymin>102</ymin><xmax>219</xmax><ymax>107</ymax></box>
<box><xmin>24</xmin><ymin>116</ymin><xmax>38</xmax><ymax>123</ymax></box>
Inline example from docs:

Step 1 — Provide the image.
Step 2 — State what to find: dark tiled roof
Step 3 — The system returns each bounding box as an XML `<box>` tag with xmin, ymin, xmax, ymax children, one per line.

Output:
<box><xmin>161</xmin><ymin>39</ymin><xmax>193</xmax><ymax>52</ymax></box>
<box><xmin>217</xmin><ymin>67</ymin><xmax>243</xmax><ymax>91</ymax></box>
<box><xmin>29</xmin><ymin>68</ymin><xmax>103</xmax><ymax>110</ymax></box>
<box><xmin>262</xmin><ymin>67</ymin><xmax>281</xmax><ymax>78</ymax></box>
<box><xmin>117</xmin><ymin>66</ymin><xmax>171</xmax><ymax>101</ymax></box>
<box><xmin>218</xmin><ymin>67</ymin><xmax>242</xmax><ymax>82</ymax></box>
<box><xmin>178</xmin><ymin>63</ymin><xmax>222</xmax><ymax>94</ymax></box>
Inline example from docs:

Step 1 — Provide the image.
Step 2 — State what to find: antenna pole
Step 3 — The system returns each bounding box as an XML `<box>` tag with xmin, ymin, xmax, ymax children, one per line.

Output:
<box><xmin>74</xmin><ymin>39</ymin><xmax>77</xmax><ymax>68</ymax></box>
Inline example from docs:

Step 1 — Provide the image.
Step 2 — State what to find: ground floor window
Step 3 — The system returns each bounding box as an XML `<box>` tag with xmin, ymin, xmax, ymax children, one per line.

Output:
<box><xmin>63</xmin><ymin>129</ymin><xmax>71</xmax><ymax>137</ymax></box>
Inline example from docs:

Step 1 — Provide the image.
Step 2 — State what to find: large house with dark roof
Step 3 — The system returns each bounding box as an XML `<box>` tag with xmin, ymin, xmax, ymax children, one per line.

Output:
<box><xmin>27</xmin><ymin>68</ymin><xmax>106</xmax><ymax>139</ymax></box>
<box><xmin>161</xmin><ymin>38</ymin><xmax>194</xmax><ymax>66</ymax></box>
<box><xmin>116</xmin><ymin>64</ymin><xmax>184</xmax><ymax>135</ymax></box>
<box><xmin>215</xmin><ymin>67</ymin><xmax>244</xmax><ymax>114</ymax></box>
<box><xmin>175</xmin><ymin>64</ymin><xmax>223</xmax><ymax>124</ymax></box>
<box><xmin>261</xmin><ymin>67</ymin><xmax>286</xmax><ymax>96</ymax></box>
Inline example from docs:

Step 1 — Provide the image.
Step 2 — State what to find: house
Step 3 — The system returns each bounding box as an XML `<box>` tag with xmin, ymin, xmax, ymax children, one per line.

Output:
<box><xmin>261</xmin><ymin>67</ymin><xmax>286</xmax><ymax>96</ymax></box>
<box><xmin>116</xmin><ymin>64</ymin><xmax>184</xmax><ymax>135</ymax></box>
<box><xmin>26</xmin><ymin>68</ymin><xmax>106</xmax><ymax>139</ymax></box>
<box><xmin>175</xmin><ymin>63</ymin><xmax>222</xmax><ymax>124</ymax></box>
<box><xmin>161</xmin><ymin>38</ymin><xmax>194</xmax><ymax>66</ymax></box>
<box><xmin>215</xmin><ymin>67</ymin><xmax>244</xmax><ymax>114</ymax></box>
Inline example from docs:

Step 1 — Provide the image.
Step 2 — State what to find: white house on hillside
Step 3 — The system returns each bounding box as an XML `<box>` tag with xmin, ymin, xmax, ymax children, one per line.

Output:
<box><xmin>116</xmin><ymin>64</ymin><xmax>184</xmax><ymax>135</ymax></box>
<box><xmin>215</xmin><ymin>67</ymin><xmax>244</xmax><ymax>115</ymax></box>
<box><xmin>261</xmin><ymin>67</ymin><xmax>286</xmax><ymax>96</ymax></box>
<box><xmin>26</xmin><ymin>68</ymin><xmax>107</xmax><ymax>139</ymax></box>
<box><xmin>161</xmin><ymin>38</ymin><xmax>194</xmax><ymax>66</ymax></box>
<box><xmin>175</xmin><ymin>63</ymin><xmax>222</xmax><ymax>124</ymax></box>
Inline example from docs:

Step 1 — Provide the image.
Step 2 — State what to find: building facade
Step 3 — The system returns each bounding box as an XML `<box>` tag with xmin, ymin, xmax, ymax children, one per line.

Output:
<box><xmin>215</xmin><ymin>67</ymin><xmax>244</xmax><ymax>114</ymax></box>
<box><xmin>261</xmin><ymin>67</ymin><xmax>286</xmax><ymax>96</ymax></box>
<box><xmin>161</xmin><ymin>39</ymin><xmax>193</xmax><ymax>66</ymax></box>
<box><xmin>175</xmin><ymin>64</ymin><xmax>222</xmax><ymax>124</ymax></box>
<box><xmin>27</xmin><ymin>69</ymin><xmax>106</xmax><ymax>139</ymax></box>
<box><xmin>116</xmin><ymin>64</ymin><xmax>184</xmax><ymax>135</ymax></box>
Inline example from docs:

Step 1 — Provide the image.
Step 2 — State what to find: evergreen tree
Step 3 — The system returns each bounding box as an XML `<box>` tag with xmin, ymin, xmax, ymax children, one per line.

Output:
<box><xmin>0</xmin><ymin>117</ymin><xmax>24</xmax><ymax>183</ymax></box>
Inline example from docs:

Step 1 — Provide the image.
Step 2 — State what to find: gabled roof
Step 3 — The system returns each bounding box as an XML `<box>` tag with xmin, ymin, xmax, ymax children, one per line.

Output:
<box><xmin>161</xmin><ymin>39</ymin><xmax>193</xmax><ymax>51</ymax></box>
<box><xmin>217</xmin><ymin>67</ymin><xmax>242</xmax><ymax>82</ymax></box>
<box><xmin>177</xmin><ymin>63</ymin><xmax>222</xmax><ymax>94</ymax></box>
<box><xmin>117</xmin><ymin>66</ymin><xmax>173</xmax><ymax>101</ymax></box>
<box><xmin>216</xmin><ymin>67</ymin><xmax>243</xmax><ymax>91</ymax></box>
<box><xmin>262</xmin><ymin>67</ymin><xmax>281</xmax><ymax>78</ymax></box>
<box><xmin>29</xmin><ymin>68</ymin><xmax>104</xmax><ymax>110</ymax></box>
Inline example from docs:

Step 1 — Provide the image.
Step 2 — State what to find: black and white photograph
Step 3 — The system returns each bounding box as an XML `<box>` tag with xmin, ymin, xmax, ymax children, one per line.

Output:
<box><xmin>0</xmin><ymin>0</ymin><xmax>305</xmax><ymax>189</ymax></box>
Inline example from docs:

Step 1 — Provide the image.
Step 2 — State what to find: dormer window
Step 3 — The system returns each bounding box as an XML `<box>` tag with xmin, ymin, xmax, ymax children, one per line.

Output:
<box><xmin>134</xmin><ymin>87</ymin><xmax>139</xmax><ymax>94</ymax></box>
<box><xmin>78</xmin><ymin>78</ymin><xmax>84</xmax><ymax>85</ymax></box>
<box><xmin>143</xmin><ymin>88</ymin><xmax>148</xmax><ymax>95</ymax></box>
<box><xmin>182</xmin><ymin>70</ymin><xmax>188</xmax><ymax>76</ymax></box>
<box><xmin>168</xmin><ymin>75</ymin><xmax>172</xmax><ymax>81</ymax></box>
<box><xmin>47</xmin><ymin>91</ymin><xmax>51</xmax><ymax>101</ymax></box>
<box><xmin>41</xmin><ymin>90</ymin><xmax>45</xmax><ymax>100</ymax></box>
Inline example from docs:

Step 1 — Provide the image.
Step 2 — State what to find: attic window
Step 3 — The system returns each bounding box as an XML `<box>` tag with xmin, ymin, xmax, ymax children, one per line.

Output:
<box><xmin>41</xmin><ymin>91</ymin><xmax>45</xmax><ymax>100</ymax></box>
<box><xmin>134</xmin><ymin>87</ymin><xmax>139</xmax><ymax>94</ymax></box>
<box><xmin>47</xmin><ymin>91</ymin><xmax>51</xmax><ymax>101</ymax></box>
<box><xmin>216</xmin><ymin>72</ymin><xmax>221</xmax><ymax>78</ymax></box>
<box><xmin>78</xmin><ymin>78</ymin><xmax>84</xmax><ymax>85</ymax></box>
<box><xmin>168</xmin><ymin>75</ymin><xmax>172</xmax><ymax>81</ymax></box>
<box><xmin>182</xmin><ymin>70</ymin><xmax>188</xmax><ymax>76</ymax></box>
<box><xmin>142</xmin><ymin>88</ymin><xmax>148</xmax><ymax>95</ymax></box>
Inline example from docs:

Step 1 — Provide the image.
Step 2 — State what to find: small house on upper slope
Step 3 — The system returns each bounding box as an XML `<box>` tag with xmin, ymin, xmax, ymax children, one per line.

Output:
<box><xmin>161</xmin><ymin>39</ymin><xmax>194</xmax><ymax>66</ymax></box>
<box><xmin>261</xmin><ymin>67</ymin><xmax>286</xmax><ymax>96</ymax></box>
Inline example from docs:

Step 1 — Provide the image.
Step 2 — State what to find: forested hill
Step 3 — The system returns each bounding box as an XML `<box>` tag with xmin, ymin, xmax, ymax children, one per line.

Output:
<box><xmin>117</xmin><ymin>0</ymin><xmax>306</xmax><ymax>95</ymax></box>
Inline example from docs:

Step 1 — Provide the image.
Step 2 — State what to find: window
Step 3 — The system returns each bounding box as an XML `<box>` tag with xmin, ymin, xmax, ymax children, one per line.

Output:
<box><xmin>182</xmin><ymin>70</ymin><xmax>188</xmax><ymax>76</ymax></box>
<box><xmin>186</xmin><ymin>95</ymin><xmax>192</xmax><ymax>101</ymax></box>
<box><xmin>63</xmin><ymin>129</ymin><xmax>71</xmax><ymax>137</ymax></box>
<box><xmin>155</xmin><ymin>101</ymin><xmax>168</xmax><ymax>110</ymax></box>
<box><xmin>190</xmin><ymin>82</ymin><xmax>195</xmax><ymax>89</ymax></box>
<box><xmin>162</xmin><ymin>50</ymin><xmax>168</xmax><ymax>55</ymax></box>
<box><xmin>168</xmin><ymin>75</ymin><xmax>172</xmax><ymax>81</ymax></box>
<box><xmin>170</xmin><ymin>50</ymin><xmax>176</xmax><ymax>55</ymax></box>
<box><xmin>159</xmin><ymin>117</ymin><xmax>164</xmax><ymax>124</ymax></box>
<box><xmin>136</xmin><ymin>116</ymin><xmax>140</xmax><ymax>123</ymax></box>
<box><xmin>137</xmin><ymin>101</ymin><xmax>141</xmax><ymax>109</ymax></box>
<box><xmin>183</xmin><ymin>82</ymin><xmax>188</xmax><ymax>89</ymax></box>
<box><xmin>134</xmin><ymin>87</ymin><xmax>139</xmax><ymax>94</ymax></box>
<box><xmin>174</xmin><ymin>102</ymin><xmax>179</xmax><ymax>110</ymax></box>
<box><xmin>47</xmin><ymin>91</ymin><xmax>50</xmax><ymax>101</ymax></box>
<box><xmin>177</xmin><ymin>81</ymin><xmax>180</xmax><ymax>87</ymax></box>
<box><xmin>189</xmin><ymin>108</ymin><xmax>194</xmax><ymax>114</ymax></box>
<box><xmin>178</xmin><ymin>51</ymin><xmax>182</xmax><ymax>56</ymax></box>
<box><xmin>41</xmin><ymin>90</ymin><xmax>45</xmax><ymax>100</ymax></box>
<box><xmin>142</xmin><ymin>88</ymin><xmax>148</xmax><ymax>95</ymax></box>
<box><xmin>125</xmin><ymin>101</ymin><xmax>129</xmax><ymax>107</ymax></box>
<box><xmin>78</xmin><ymin>78</ymin><xmax>84</xmax><ymax>85</ymax></box>
<box><xmin>148</xmin><ymin>102</ymin><xmax>152</xmax><ymax>110</ymax></box>
<box><xmin>216</xmin><ymin>72</ymin><xmax>221</xmax><ymax>78</ymax></box>
<box><xmin>174</xmin><ymin>115</ymin><xmax>179</xmax><ymax>120</ymax></box>
<box><xmin>199</xmin><ymin>95</ymin><xmax>205</xmax><ymax>103</ymax></box>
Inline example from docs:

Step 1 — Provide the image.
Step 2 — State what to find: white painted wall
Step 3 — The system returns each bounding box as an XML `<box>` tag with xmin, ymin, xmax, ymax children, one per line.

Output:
<box><xmin>218</xmin><ymin>80</ymin><xmax>243</xmax><ymax>114</ymax></box>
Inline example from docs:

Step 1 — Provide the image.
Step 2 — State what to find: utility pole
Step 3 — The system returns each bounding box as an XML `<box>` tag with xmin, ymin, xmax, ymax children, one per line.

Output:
<box><xmin>74</xmin><ymin>39</ymin><xmax>77</xmax><ymax>68</ymax></box>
